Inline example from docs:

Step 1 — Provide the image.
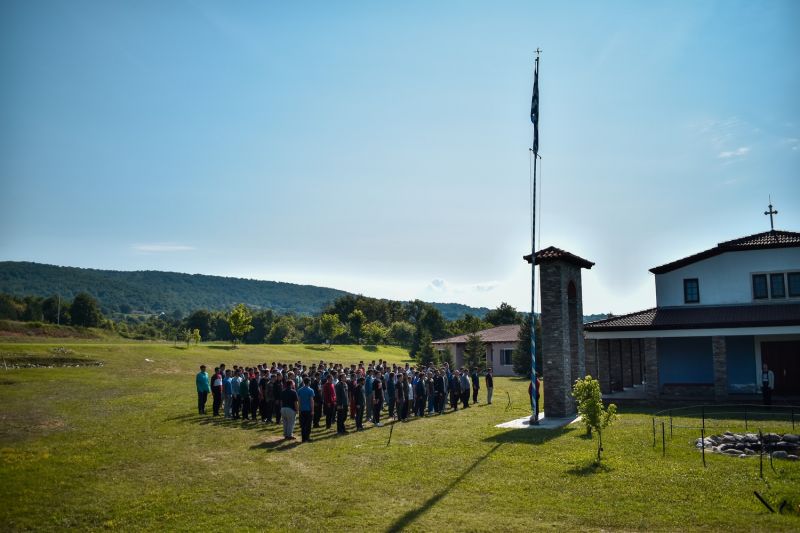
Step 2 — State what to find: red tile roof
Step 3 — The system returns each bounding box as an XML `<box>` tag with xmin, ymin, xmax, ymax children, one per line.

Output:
<box><xmin>432</xmin><ymin>324</ymin><xmax>521</xmax><ymax>344</ymax></box>
<box><xmin>523</xmin><ymin>246</ymin><xmax>594</xmax><ymax>269</ymax></box>
<box><xmin>650</xmin><ymin>230</ymin><xmax>800</xmax><ymax>274</ymax></box>
<box><xmin>584</xmin><ymin>303</ymin><xmax>800</xmax><ymax>332</ymax></box>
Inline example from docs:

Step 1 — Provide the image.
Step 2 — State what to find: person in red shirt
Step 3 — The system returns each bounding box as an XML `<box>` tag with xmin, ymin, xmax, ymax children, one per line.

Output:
<box><xmin>322</xmin><ymin>374</ymin><xmax>337</xmax><ymax>430</ymax></box>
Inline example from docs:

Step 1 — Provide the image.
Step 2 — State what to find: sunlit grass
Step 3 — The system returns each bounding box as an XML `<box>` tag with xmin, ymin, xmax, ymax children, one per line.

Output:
<box><xmin>0</xmin><ymin>341</ymin><xmax>798</xmax><ymax>531</ymax></box>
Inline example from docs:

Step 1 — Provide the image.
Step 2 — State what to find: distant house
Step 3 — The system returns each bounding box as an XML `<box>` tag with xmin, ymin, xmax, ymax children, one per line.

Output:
<box><xmin>584</xmin><ymin>230</ymin><xmax>800</xmax><ymax>401</ymax></box>
<box><xmin>433</xmin><ymin>324</ymin><xmax>521</xmax><ymax>376</ymax></box>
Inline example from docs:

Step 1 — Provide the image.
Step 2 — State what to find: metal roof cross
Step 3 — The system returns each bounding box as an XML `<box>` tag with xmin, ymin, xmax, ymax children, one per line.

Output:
<box><xmin>764</xmin><ymin>197</ymin><xmax>778</xmax><ymax>231</ymax></box>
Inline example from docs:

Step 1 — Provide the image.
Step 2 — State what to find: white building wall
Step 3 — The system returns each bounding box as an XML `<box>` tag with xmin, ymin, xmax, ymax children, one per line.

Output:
<box><xmin>654</xmin><ymin>248</ymin><xmax>800</xmax><ymax>307</ymax></box>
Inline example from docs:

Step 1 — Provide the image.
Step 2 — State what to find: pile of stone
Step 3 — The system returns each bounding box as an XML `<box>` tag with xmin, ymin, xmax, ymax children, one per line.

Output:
<box><xmin>695</xmin><ymin>431</ymin><xmax>799</xmax><ymax>460</ymax></box>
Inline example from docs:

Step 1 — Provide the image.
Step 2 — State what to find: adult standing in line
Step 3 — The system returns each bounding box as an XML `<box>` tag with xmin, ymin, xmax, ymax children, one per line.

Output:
<box><xmin>450</xmin><ymin>371</ymin><xmax>461</xmax><ymax>411</ymax></box>
<box><xmin>211</xmin><ymin>367</ymin><xmax>223</xmax><ymax>416</ymax></box>
<box><xmin>386</xmin><ymin>372</ymin><xmax>397</xmax><ymax>419</ymax></box>
<box><xmin>335</xmin><ymin>373</ymin><xmax>350</xmax><ymax>434</ymax></box>
<box><xmin>485</xmin><ymin>367</ymin><xmax>494</xmax><ymax>405</ymax></box>
<box><xmin>312</xmin><ymin>372</ymin><xmax>323</xmax><ymax>428</ymax></box>
<box><xmin>365</xmin><ymin>370</ymin><xmax>374</xmax><ymax>423</ymax></box>
<box><xmin>471</xmin><ymin>367</ymin><xmax>480</xmax><ymax>404</ymax></box>
<box><xmin>372</xmin><ymin>377</ymin><xmax>384</xmax><ymax>426</ymax></box>
<box><xmin>239</xmin><ymin>371</ymin><xmax>250</xmax><ymax>421</ymax></box>
<box><xmin>280</xmin><ymin>380</ymin><xmax>299</xmax><ymax>440</ymax></box>
<box><xmin>297</xmin><ymin>377</ymin><xmax>316</xmax><ymax>442</ymax></box>
<box><xmin>196</xmin><ymin>365</ymin><xmax>210</xmax><ymax>415</ymax></box>
<box><xmin>223</xmin><ymin>369</ymin><xmax>234</xmax><ymax>419</ymax></box>
<box><xmin>249</xmin><ymin>370</ymin><xmax>260</xmax><ymax>421</ymax></box>
<box><xmin>259</xmin><ymin>370</ymin><xmax>270</xmax><ymax>423</ymax></box>
<box><xmin>433</xmin><ymin>370</ymin><xmax>445</xmax><ymax>414</ymax></box>
<box><xmin>460</xmin><ymin>370</ymin><xmax>471</xmax><ymax>408</ymax></box>
<box><xmin>355</xmin><ymin>377</ymin><xmax>366</xmax><ymax>431</ymax></box>
<box><xmin>762</xmin><ymin>363</ymin><xmax>775</xmax><ymax>406</ymax></box>
<box><xmin>323</xmin><ymin>374</ymin><xmax>337</xmax><ymax>430</ymax></box>
<box><xmin>273</xmin><ymin>373</ymin><xmax>284</xmax><ymax>425</ymax></box>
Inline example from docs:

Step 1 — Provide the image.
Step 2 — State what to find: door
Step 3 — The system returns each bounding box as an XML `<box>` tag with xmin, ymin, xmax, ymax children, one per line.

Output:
<box><xmin>761</xmin><ymin>341</ymin><xmax>800</xmax><ymax>395</ymax></box>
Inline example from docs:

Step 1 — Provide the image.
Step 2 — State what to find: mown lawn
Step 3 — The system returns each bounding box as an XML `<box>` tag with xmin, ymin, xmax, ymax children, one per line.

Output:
<box><xmin>0</xmin><ymin>340</ymin><xmax>798</xmax><ymax>532</ymax></box>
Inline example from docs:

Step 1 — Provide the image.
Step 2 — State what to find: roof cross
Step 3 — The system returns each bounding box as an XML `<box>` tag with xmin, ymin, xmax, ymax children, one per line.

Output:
<box><xmin>764</xmin><ymin>197</ymin><xmax>778</xmax><ymax>231</ymax></box>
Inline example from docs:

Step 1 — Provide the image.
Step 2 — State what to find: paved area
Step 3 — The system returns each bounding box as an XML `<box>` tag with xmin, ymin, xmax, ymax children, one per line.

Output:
<box><xmin>495</xmin><ymin>414</ymin><xmax>581</xmax><ymax>430</ymax></box>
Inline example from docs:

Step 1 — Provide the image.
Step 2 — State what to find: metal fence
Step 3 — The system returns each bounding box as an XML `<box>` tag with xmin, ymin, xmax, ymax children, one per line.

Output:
<box><xmin>650</xmin><ymin>404</ymin><xmax>798</xmax><ymax>476</ymax></box>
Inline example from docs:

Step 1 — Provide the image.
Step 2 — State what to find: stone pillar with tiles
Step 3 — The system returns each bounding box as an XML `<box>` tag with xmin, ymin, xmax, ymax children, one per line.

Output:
<box><xmin>643</xmin><ymin>337</ymin><xmax>659</xmax><ymax>400</ymax></box>
<box><xmin>526</xmin><ymin>247</ymin><xmax>594</xmax><ymax>419</ymax></box>
<box><xmin>712</xmin><ymin>336</ymin><xmax>728</xmax><ymax>401</ymax></box>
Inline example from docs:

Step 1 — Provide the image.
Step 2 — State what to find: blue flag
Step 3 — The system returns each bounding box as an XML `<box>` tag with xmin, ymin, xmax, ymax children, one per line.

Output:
<box><xmin>530</xmin><ymin>58</ymin><xmax>539</xmax><ymax>155</ymax></box>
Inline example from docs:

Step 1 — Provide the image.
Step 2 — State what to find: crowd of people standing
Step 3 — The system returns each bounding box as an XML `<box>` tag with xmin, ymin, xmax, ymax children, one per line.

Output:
<box><xmin>194</xmin><ymin>359</ymin><xmax>496</xmax><ymax>442</ymax></box>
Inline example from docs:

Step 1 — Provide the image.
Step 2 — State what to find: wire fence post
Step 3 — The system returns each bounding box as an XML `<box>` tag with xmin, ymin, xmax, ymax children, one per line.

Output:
<box><xmin>759</xmin><ymin>428</ymin><xmax>764</xmax><ymax>480</ymax></box>
<box><xmin>701</xmin><ymin>405</ymin><xmax>705</xmax><ymax>434</ymax></box>
<box><xmin>669</xmin><ymin>410</ymin><xmax>673</xmax><ymax>439</ymax></box>
<box><xmin>744</xmin><ymin>405</ymin><xmax>748</xmax><ymax>432</ymax></box>
<box><xmin>701</xmin><ymin>427</ymin><xmax>706</xmax><ymax>468</ymax></box>
<box><xmin>661</xmin><ymin>421</ymin><xmax>666</xmax><ymax>457</ymax></box>
<box><xmin>652</xmin><ymin>417</ymin><xmax>656</xmax><ymax>448</ymax></box>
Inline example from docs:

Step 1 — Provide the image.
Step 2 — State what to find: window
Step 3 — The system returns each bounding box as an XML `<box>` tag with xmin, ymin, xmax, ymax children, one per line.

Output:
<box><xmin>789</xmin><ymin>272</ymin><xmax>800</xmax><ymax>298</ymax></box>
<box><xmin>500</xmin><ymin>349</ymin><xmax>513</xmax><ymax>366</ymax></box>
<box><xmin>770</xmin><ymin>273</ymin><xmax>786</xmax><ymax>298</ymax></box>
<box><xmin>683</xmin><ymin>278</ymin><xmax>699</xmax><ymax>303</ymax></box>
<box><xmin>752</xmin><ymin>274</ymin><xmax>768</xmax><ymax>299</ymax></box>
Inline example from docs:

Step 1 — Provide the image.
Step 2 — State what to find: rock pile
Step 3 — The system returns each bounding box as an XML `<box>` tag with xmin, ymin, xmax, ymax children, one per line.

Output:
<box><xmin>695</xmin><ymin>431</ymin><xmax>799</xmax><ymax>459</ymax></box>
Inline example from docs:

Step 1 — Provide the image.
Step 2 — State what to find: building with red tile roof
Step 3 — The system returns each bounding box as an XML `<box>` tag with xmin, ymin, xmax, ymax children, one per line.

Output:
<box><xmin>583</xmin><ymin>230</ymin><xmax>800</xmax><ymax>401</ymax></box>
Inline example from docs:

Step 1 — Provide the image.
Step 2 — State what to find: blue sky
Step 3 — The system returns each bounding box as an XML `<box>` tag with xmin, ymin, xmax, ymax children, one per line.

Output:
<box><xmin>1</xmin><ymin>1</ymin><xmax>798</xmax><ymax>315</ymax></box>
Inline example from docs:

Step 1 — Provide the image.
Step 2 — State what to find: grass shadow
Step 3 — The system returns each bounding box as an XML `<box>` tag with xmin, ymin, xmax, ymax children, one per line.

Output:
<box><xmin>250</xmin><ymin>436</ymin><xmax>301</xmax><ymax>451</ymax></box>
<box><xmin>566</xmin><ymin>459</ymin><xmax>612</xmax><ymax>476</ymax></box>
<box><xmin>206</xmin><ymin>345</ymin><xmax>235</xmax><ymax>351</ymax></box>
<box><xmin>483</xmin><ymin>425</ymin><xmax>577</xmax><ymax>446</ymax></box>
<box><xmin>386</xmin><ymin>442</ymin><xmax>503</xmax><ymax>532</ymax></box>
<box><xmin>362</xmin><ymin>345</ymin><xmax>378</xmax><ymax>352</ymax></box>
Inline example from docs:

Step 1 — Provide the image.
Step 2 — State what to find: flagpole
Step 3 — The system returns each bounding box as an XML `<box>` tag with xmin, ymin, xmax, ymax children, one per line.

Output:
<box><xmin>530</xmin><ymin>51</ymin><xmax>540</xmax><ymax>425</ymax></box>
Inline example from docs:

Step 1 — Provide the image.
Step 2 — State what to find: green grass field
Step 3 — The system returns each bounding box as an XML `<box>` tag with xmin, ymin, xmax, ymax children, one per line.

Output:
<box><xmin>1</xmin><ymin>340</ymin><xmax>798</xmax><ymax>532</ymax></box>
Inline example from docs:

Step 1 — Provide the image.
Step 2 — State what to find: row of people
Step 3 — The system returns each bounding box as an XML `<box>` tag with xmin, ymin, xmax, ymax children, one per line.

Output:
<box><xmin>195</xmin><ymin>360</ymin><xmax>496</xmax><ymax>441</ymax></box>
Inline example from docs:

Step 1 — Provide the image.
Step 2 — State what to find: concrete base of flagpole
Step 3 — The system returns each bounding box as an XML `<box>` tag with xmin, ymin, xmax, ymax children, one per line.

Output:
<box><xmin>496</xmin><ymin>414</ymin><xmax>581</xmax><ymax>430</ymax></box>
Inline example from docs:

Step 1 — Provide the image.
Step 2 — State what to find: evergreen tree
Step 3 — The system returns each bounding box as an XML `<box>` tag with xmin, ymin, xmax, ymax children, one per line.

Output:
<box><xmin>417</xmin><ymin>331</ymin><xmax>436</xmax><ymax>366</ymax></box>
<box><xmin>512</xmin><ymin>314</ymin><xmax>542</xmax><ymax>376</ymax></box>
<box><xmin>463</xmin><ymin>332</ymin><xmax>487</xmax><ymax>370</ymax></box>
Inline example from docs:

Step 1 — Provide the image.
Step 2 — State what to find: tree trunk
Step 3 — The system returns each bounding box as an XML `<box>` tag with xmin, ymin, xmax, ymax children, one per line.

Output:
<box><xmin>597</xmin><ymin>430</ymin><xmax>603</xmax><ymax>462</ymax></box>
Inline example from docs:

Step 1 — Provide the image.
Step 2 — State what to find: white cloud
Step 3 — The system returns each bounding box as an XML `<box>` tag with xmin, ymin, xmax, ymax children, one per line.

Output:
<box><xmin>429</xmin><ymin>278</ymin><xmax>447</xmax><ymax>291</ymax></box>
<box><xmin>718</xmin><ymin>146</ymin><xmax>750</xmax><ymax>159</ymax></box>
<box><xmin>132</xmin><ymin>243</ymin><xmax>195</xmax><ymax>253</ymax></box>
<box><xmin>474</xmin><ymin>282</ymin><xmax>498</xmax><ymax>292</ymax></box>
<box><xmin>781</xmin><ymin>138</ymin><xmax>799</xmax><ymax>151</ymax></box>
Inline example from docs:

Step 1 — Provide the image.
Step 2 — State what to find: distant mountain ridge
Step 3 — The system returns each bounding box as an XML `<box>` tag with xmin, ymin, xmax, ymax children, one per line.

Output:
<box><xmin>0</xmin><ymin>261</ymin><xmax>490</xmax><ymax>320</ymax></box>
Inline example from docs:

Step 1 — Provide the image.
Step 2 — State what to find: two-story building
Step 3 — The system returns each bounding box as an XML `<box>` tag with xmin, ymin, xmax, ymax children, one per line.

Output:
<box><xmin>583</xmin><ymin>230</ymin><xmax>800</xmax><ymax>401</ymax></box>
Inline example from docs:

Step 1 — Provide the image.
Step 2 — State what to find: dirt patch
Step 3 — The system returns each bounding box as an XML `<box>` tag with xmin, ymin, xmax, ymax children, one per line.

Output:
<box><xmin>0</xmin><ymin>355</ymin><xmax>103</xmax><ymax>369</ymax></box>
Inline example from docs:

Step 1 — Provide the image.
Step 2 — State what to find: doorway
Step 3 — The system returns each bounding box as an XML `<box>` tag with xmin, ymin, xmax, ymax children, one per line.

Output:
<box><xmin>761</xmin><ymin>340</ymin><xmax>800</xmax><ymax>395</ymax></box>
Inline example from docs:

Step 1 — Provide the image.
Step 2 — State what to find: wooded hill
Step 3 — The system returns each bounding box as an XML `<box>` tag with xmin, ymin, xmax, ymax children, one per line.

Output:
<box><xmin>0</xmin><ymin>261</ymin><xmax>489</xmax><ymax>320</ymax></box>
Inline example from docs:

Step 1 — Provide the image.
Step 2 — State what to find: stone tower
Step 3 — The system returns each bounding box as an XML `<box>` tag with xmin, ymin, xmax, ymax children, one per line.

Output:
<box><xmin>525</xmin><ymin>246</ymin><xmax>594</xmax><ymax>418</ymax></box>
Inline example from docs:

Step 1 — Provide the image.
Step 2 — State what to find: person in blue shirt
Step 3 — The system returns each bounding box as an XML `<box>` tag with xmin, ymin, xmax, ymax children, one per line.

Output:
<box><xmin>297</xmin><ymin>377</ymin><xmax>316</xmax><ymax>442</ymax></box>
<box><xmin>223</xmin><ymin>370</ymin><xmax>234</xmax><ymax>419</ymax></box>
<box><xmin>195</xmin><ymin>365</ymin><xmax>210</xmax><ymax>415</ymax></box>
<box><xmin>364</xmin><ymin>370</ymin><xmax>374</xmax><ymax>423</ymax></box>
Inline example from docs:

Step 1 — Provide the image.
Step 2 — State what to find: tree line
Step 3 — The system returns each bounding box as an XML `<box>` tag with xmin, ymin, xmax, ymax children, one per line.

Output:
<box><xmin>0</xmin><ymin>292</ymin><xmax>542</xmax><ymax>376</ymax></box>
